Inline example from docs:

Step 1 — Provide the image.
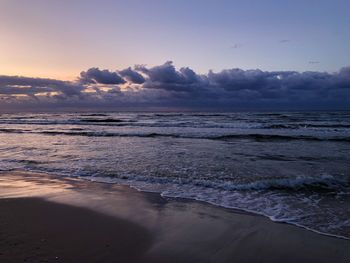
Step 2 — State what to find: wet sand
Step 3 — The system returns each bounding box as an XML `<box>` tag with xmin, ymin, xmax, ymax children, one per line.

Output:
<box><xmin>0</xmin><ymin>171</ymin><xmax>350</xmax><ymax>263</ymax></box>
<box><xmin>0</xmin><ymin>198</ymin><xmax>153</xmax><ymax>263</ymax></box>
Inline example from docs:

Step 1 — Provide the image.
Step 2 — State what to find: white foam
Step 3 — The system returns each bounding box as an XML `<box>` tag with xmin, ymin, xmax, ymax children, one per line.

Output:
<box><xmin>75</xmin><ymin>173</ymin><xmax>350</xmax><ymax>240</ymax></box>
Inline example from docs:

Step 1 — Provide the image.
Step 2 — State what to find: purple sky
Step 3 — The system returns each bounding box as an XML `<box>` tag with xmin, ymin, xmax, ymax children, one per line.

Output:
<box><xmin>0</xmin><ymin>0</ymin><xmax>349</xmax><ymax>110</ymax></box>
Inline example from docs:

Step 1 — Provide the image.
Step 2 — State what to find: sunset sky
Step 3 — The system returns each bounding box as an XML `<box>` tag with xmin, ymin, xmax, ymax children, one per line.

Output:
<box><xmin>0</xmin><ymin>0</ymin><xmax>349</xmax><ymax>110</ymax></box>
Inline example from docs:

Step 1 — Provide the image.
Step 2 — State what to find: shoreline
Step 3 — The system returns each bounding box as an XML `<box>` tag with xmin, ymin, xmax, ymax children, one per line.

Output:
<box><xmin>6</xmin><ymin>169</ymin><xmax>350</xmax><ymax>241</ymax></box>
<box><xmin>1</xmin><ymin>170</ymin><xmax>350</xmax><ymax>262</ymax></box>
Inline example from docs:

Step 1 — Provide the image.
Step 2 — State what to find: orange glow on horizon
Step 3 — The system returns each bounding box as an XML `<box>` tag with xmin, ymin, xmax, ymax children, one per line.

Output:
<box><xmin>0</xmin><ymin>66</ymin><xmax>77</xmax><ymax>81</ymax></box>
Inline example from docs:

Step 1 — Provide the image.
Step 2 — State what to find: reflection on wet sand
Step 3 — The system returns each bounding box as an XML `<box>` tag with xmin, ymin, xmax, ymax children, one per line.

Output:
<box><xmin>1</xmin><ymin>171</ymin><xmax>350</xmax><ymax>262</ymax></box>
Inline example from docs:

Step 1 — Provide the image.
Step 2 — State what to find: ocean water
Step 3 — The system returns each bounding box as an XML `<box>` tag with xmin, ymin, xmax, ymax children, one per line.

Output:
<box><xmin>0</xmin><ymin>111</ymin><xmax>349</xmax><ymax>238</ymax></box>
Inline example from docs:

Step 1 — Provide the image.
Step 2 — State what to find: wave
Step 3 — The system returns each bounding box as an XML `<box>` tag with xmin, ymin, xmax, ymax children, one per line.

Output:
<box><xmin>265</xmin><ymin>124</ymin><xmax>304</xmax><ymax>129</ymax></box>
<box><xmin>212</xmin><ymin>134</ymin><xmax>350</xmax><ymax>142</ymax></box>
<box><xmin>2</xmin><ymin>161</ymin><xmax>350</xmax><ymax>240</ymax></box>
<box><xmin>1</xmin><ymin>119</ymin><xmax>349</xmax><ymax>131</ymax></box>
<box><xmin>265</xmin><ymin>123</ymin><xmax>350</xmax><ymax>129</ymax></box>
<box><xmin>0</xmin><ymin>119</ymin><xmax>134</xmax><ymax>126</ymax></box>
<box><xmin>1</xmin><ymin>128</ymin><xmax>350</xmax><ymax>142</ymax></box>
<box><xmin>117</xmin><ymin>173</ymin><xmax>350</xmax><ymax>192</ymax></box>
<box><xmin>39</xmin><ymin>131</ymin><xmax>183</xmax><ymax>138</ymax></box>
<box><xmin>80</xmin><ymin>113</ymin><xmax>109</xmax><ymax>117</ymax></box>
<box><xmin>0</xmin><ymin>128</ymin><xmax>26</xmax><ymax>133</ymax></box>
<box><xmin>153</xmin><ymin>113</ymin><xmax>185</xmax><ymax>117</ymax></box>
<box><xmin>79</xmin><ymin>118</ymin><xmax>127</xmax><ymax>123</ymax></box>
<box><xmin>223</xmin><ymin>175</ymin><xmax>350</xmax><ymax>191</ymax></box>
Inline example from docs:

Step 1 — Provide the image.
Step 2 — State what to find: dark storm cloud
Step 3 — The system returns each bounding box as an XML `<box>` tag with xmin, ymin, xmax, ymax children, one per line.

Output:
<box><xmin>1</xmin><ymin>63</ymin><xmax>350</xmax><ymax>110</ymax></box>
<box><xmin>207</xmin><ymin>68</ymin><xmax>272</xmax><ymax>91</ymax></box>
<box><xmin>339</xmin><ymin>66</ymin><xmax>350</xmax><ymax>79</ymax></box>
<box><xmin>136</xmin><ymin>61</ymin><xmax>184</xmax><ymax>83</ymax></box>
<box><xmin>79</xmin><ymin>68</ymin><xmax>125</xmax><ymax>85</ymax></box>
<box><xmin>132</xmin><ymin>63</ymin><xmax>350</xmax><ymax>108</ymax></box>
<box><xmin>206</xmin><ymin>68</ymin><xmax>350</xmax><ymax>103</ymax></box>
<box><xmin>118</xmin><ymin>67</ymin><xmax>145</xmax><ymax>84</ymax></box>
<box><xmin>136</xmin><ymin>61</ymin><xmax>207</xmax><ymax>92</ymax></box>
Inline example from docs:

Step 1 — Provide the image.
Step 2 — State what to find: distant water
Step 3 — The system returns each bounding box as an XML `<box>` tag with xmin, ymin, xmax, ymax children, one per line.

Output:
<box><xmin>0</xmin><ymin>111</ymin><xmax>350</xmax><ymax>239</ymax></box>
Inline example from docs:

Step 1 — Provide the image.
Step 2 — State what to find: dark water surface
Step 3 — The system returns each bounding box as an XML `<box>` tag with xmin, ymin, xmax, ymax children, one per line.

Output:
<box><xmin>0</xmin><ymin>111</ymin><xmax>349</xmax><ymax>238</ymax></box>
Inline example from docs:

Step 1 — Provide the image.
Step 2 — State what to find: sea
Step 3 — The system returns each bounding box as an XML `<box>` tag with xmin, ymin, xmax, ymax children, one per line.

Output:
<box><xmin>0</xmin><ymin>111</ymin><xmax>349</xmax><ymax>239</ymax></box>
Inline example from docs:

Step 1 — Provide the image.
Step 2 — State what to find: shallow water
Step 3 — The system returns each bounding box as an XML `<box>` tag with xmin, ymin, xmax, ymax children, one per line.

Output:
<box><xmin>0</xmin><ymin>111</ymin><xmax>349</xmax><ymax>238</ymax></box>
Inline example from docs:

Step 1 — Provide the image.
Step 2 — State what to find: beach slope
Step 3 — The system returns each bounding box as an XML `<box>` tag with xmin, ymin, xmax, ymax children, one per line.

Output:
<box><xmin>0</xmin><ymin>171</ymin><xmax>349</xmax><ymax>263</ymax></box>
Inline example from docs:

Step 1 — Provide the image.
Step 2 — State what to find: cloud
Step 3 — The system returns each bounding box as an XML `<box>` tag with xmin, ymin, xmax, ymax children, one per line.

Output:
<box><xmin>118</xmin><ymin>67</ymin><xmax>145</xmax><ymax>84</ymax></box>
<box><xmin>1</xmin><ymin>63</ymin><xmax>350</xmax><ymax>111</ymax></box>
<box><xmin>339</xmin><ymin>66</ymin><xmax>350</xmax><ymax>79</ymax></box>
<box><xmin>230</xmin><ymin>43</ymin><xmax>243</xmax><ymax>49</ymax></box>
<box><xmin>79</xmin><ymin>67</ymin><xmax>125</xmax><ymax>85</ymax></box>
<box><xmin>0</xmin><ymin>75</ymin><xmax>83</xmax><ymax>97</ymax></box>
<box><xmin>136</xmin><ymin>61</ymin><xmax>207</xmax><ymax>93</ymax></box>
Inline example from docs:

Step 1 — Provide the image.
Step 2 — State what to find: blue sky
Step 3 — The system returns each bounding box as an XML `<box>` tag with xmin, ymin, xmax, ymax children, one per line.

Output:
<box><xmin>1</xmin><ymin>0</ymin><xmax>349</xmax><ymax>78</ymax></box>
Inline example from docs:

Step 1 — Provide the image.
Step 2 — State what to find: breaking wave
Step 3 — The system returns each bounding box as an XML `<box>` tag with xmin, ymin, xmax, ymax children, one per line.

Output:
<box><xmin>223</xmin><ymin>175</ymin><xmax>350</xmax><ymax>191</ymax></box>
<box><xmin>0</xmin><ymin>128</ymin><xmax>349</xmax><ymax>142</ymax></box>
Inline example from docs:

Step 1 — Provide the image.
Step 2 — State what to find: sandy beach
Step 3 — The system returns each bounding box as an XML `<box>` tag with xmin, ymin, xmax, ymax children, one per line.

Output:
<box><xmin>0</xmin><ymin>171</ymin><xmax>349</xmax><ymax>263</ymax></box>
<box><xmin>2</xmin><ymin>0</ymin><xmax>350</xmax><ymax>261</ymax></box>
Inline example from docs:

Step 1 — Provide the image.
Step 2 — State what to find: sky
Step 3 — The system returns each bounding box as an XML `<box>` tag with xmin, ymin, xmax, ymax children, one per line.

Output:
<box><xmin>0</xmin><ymin>0</ymin><xmax>349</xmax><ymax>111</ymax></box>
